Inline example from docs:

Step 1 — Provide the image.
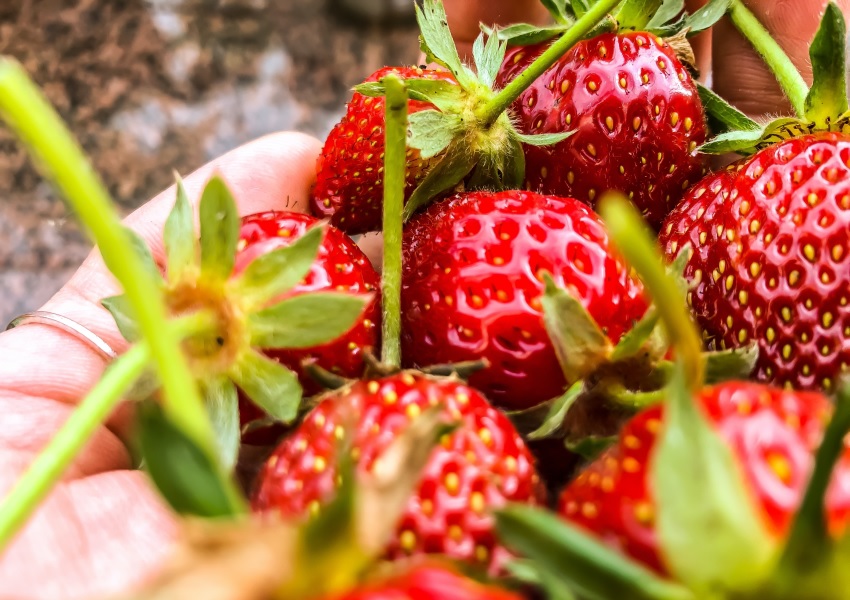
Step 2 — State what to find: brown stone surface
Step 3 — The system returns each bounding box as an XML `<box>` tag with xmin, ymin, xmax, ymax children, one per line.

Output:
<box><xmin>0</xmin><ymin>0</ymin><xmax>418</xmax><ymax>324</ymax></box>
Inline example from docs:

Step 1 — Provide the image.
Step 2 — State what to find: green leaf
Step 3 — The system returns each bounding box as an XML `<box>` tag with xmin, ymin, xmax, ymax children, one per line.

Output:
<box><xmin>403</xmin><ymin>142</ymin><xmax>476</xmax><ymax>221</ymax></box>
<box><xmin>646</xmin><ymin>0</ymin><xmax>684</xmax><ymax>29</ymax></box>
<box><xmin>541</xmin><ymin>274</ymin><xmax>612</xmax><ymax>383</ymax></box>
<box><xmin>697</xmin><ymin>84</ymin><xmax>760</xmax><ymax>135</ymax></box>
<box><xmin>496</xmin><ymin>505</ymin><xmax>695</xmax><ymax>600</ymax></box>
<box><xmin>473</xmin><ymin>30</ymin><xmax>508</xmax><ymax>89</ymax></box>
<box><xmin>136</xmin><ymin>400</ymin><xmax>242</xmax><ymax>518</ymax></box>
<box><xmin>249</xmin><ymin>292</ymin><xmax>370</xmax><ymax>349</ymax></box>
<box><xmin>703</xmin><ymin>344</ymin><xmax>758</xmax><ymax>384</ymax></box>
<box><xmin>491</xmin><ymin>23</ymin><xmax>571</xmax><ymax>46</ymax></box>
<box><xmin>123</xmin><ymin>227</ymin><xmax>161</xmax><ymax>283</ymax></box>
<box><xmin>570</xmin><ymin>0</ymin><xmax>591</xmax><ymax>18</ymax></box>
<box><xmin>355</xmin><ymin>78</ymin><xmax>464</xmax><ymax>113</ymax></box>
<box><xmin>699</xmin><ymin>116</ymin><xmax>805</xmax><ymax>154</ymax></box>
<box><xmin>540</xmin><ymin>0</ymin><xmax>573</xmax><ymax>24</ymax></box>
<box><xmin>506</xmin><ymin>559</ymin><xmax>578</xmax><ymax>600</ymax></box>
<box><xmin>230</xmin><ymin>224</ymin><xmax>323</xmax><ymax>309</ymax></box>
<box><xmin>199</xmin><ymin>175</ymin><xmax>240</xmax><ymax>282</ymax></box>
<box><xmin>408</xmin><ymin>109</ymin><xmax>462</xmax><ymax>159</ymax></box>
<box><xmin>565</xmin><ymin>435</ymin><xmax>617</xmax><ymax>461</ymax></box>
<box><xmin>652</xmin><ymin>362</ymin><xmax>776</xmax><ymax>593</ymax></box>
<box><xmin>529</xmin><ymin>381</ymin><xmax>584</xmax><ymax>440</ymax></box>
<box><xmin>415</xmin><ymin>0</ymin><xmax>476</xmax><ymax>88</ymax></box>
<box><xmin>610</xmin><ymin>310</ymin><xmax>660</xmax><ymax>362</ymax></box>
<box><xmin>164</xmin><ymin>176</ymin><xmax>197</xmax><ymax>284</ymax></box>
<box><xmin>102</xmin><ymin>294</ymin><xmax>140</xmax><ymax>343</ymax></box>
<box><xmin>515</xmin><ymin>131</ymin><xmax>574</xmax><ymax>146</ymax></box>
<box><xmin>616</xmin><ymin>0</ymin><xmax>663</xmax><ymax>31</ymax></box>
<box><xmin>804</xmin><ymin>2</ymin><xmax>849</xmax><ymax>124</ymax></box>
<box><xmin>229</xmin><ymin>350</ymin><xmax>301</xmax><ymax>423</ymax></box>
<box><xmin>683</xmin><ymin>0</ymin><xmax>732</xmax><ymax>35</ymax></box>
<box><xmin>202</xmin><ymin>377</ymin><xmax>240</xmax><ymax>471</ymax></box>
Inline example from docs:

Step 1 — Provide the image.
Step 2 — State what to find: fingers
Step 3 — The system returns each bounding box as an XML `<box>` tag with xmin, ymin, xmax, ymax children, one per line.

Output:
<box><xmin>712</xmin><ymin>0</ymin><xmax>850</xmax><ymax>117</ymax></box>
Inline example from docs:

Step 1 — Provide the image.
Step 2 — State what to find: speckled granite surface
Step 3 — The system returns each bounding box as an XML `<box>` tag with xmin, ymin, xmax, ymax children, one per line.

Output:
<box><xmin>0</xmin><ymin>0</ymin><xmax>418</xmax><ymax>324</ymax></box>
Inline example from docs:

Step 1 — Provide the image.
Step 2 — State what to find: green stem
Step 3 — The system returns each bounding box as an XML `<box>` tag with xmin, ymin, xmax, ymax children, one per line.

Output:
<box><xmin>0</xmin><ymin>58</ymin><xmax>215</xmax><ymax>456</ymax></box>
<box><xmin>477</xmin><ymin>0</ymin><xmax>621</xmax><ymax>126</ymax></box>
<box><xmin>380</xmin><ymin>74</ymin><xmax>408</xmax><ymax>368</ymax></box>
<box><xmin>0</xmin><ymin>312</ymin><xmax>218</xmax><ymax>553</ymax></box>
<box><xmin>728</xmin><ymin>0</ymin><xmax>809</xmax><ymax>118</ymax></box>
<box><xmin>599</xmin><ymin>194</ymin><xmax>703</xmax><ymax>390</ymax></box>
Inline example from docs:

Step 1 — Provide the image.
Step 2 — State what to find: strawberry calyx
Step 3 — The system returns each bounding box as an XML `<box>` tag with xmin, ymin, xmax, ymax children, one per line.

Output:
<box><xmin>103</xmin><ymin>175</ymin><xmax>372</xmax><ymax>470</ymax></box>
<box><xmin>701</xmin><ymin>2</ymin><xmax>850</xmax><ymax>155</ymax></box>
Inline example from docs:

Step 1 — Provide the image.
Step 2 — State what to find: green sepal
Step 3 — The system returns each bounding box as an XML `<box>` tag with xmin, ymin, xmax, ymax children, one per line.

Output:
<box><xmin>570</xmin><ymin>0</ymin><xmax>591</xmax><ymax>18</ymax></box>
<box><xmin>506</xmin><ymin>559</ymin><xmax>578</xmax><ymax>600</ymax></box>
<box><xmin>355</xmin><ymin>78</ymin><xmax>464</xmax><ymax>113</ymax></box>
<box><xmin>804</xmin><ymin>3</ymin><xmax>849</xmax><ymax>125</ymax></box>
<box><xmin>681</xmin><ymin>0</ymin><xmax>732</xmax><ymax>36</ymax></box>
<box><xmin>515</xmin><ymin>131</ymin><xmax>574</xmax><ymax>146</ymax></box>
<box><xmin>123</xmin><ymin>226</ymin><xmax>161</xmax><ymax>283</ymax></box>
<box><xmin>202</xmin><ymin>377</ymin><xmax>240</xmax><ymax>471</ymax></box>
<box><xmin>703</xmin><ymin>343</ymin><xmax>758</xmax><ymax>384</ymax></box>
<box><xmin>541</xmin><ymin>274</ymin><xmax>612</xmax><ymax>383</ymax></box>
<box><xmin>607</xmin><ymin>385</ymin><xmax>666</xmax><ymax>409</ymax></box>
<box><xmin>248</xmin><ymin>292</ymin><xmax>370</xmax><ymax>350</ymax></box>
<box><xmin>408</xmin><ymin>109</ymin><xmax>463</xmax><ymax>159</ymax></box>
<box><xmin>229</xmin><ymin>350</ymin><xmax>301</xmax><ymax>424</ymax></box>
<box><xmin>101</xmin><ymin>294</ymin><xmax>140</xmax><ymax>343</ymax></box>
<box><xmin>700</xmin><ymin>116</ymin><xmax>823</xmax><ymax>155</ymax></box>
<box><xmin>503</xmin><ymin>134</ymin><xmax>527</xmax><ymax>190</ymax></box>
<box><xmin>415</xmin><ymin>0</ymin><xmax>476</xmax><ymax>89</ymax></box>
<box><xmin>541</xmin><ymin>0</ymin><xmax>574</xmax><ymax>24</ymax></box>
<box><xmin>528</xmin><ymin>381</ymin><xmax>585</xmax><ymax>440</ymax></box>
<box><xmin>403</xmin><ymin>142</ymin><xmax>476</xmax><ymax>221</ymax></box>
<box><xmin>472</xmin><ymin>29</ymin><xmax>508</xmax><ymax>89</ymax></box>
<box><xmin>610</xmin><ymin>310</ymin><xmax>660</xmax><ymax>362</ymax></box>
<box><xmin>616</xmin><ymin>0</ymin><xmax>664</xmax><ymax>31</ymax></box>
<box><xmin>646</xmin><ymin>0</ymin><xmax>684</xmax><ymax>29</ymax></box>
<box><xmin>505</xmin><ymin>398</ymin><xmax>558</xmax><ymax>437</ymax></box>
<box><xmin>652</xmin><ymin>361</ymin><xmax>776</xmax><ymax>594</ymax></box>
<box><xmin>199</xmin><ymin>175</ymin><xmax>240</xmax><ymax>282</ymax></box>
<box><xmin>135</xmin><ymin>399</ymin><xmax>243</xmax><ymax>518</ymax></box>
<box><xmin>496</xmin><ymin>505</ymin><xmax>695</xmax><ymax>600</ymax></box>
<box><xmin>230</xmin><ymin>224</ymin><xmax>324</xmax><ymax>309</ymax></box>
<box><xmin>565</xmin><ymin>435</ymin><xmax>617</xmax><ymax>461</ymax></box>
<box><xmin>487</xmin><ymin>23</ymin><xmax>572</xmax><ymax>46</ymax></box>
<box><xmin>698</xmin><ymin>83</ymin><xmax>759</xmax><ymax>136</ymax></box>
<box><xmin>163</xmin><ymin>175</ymin><xmax>198</xmax><ymax>285</ymax></box>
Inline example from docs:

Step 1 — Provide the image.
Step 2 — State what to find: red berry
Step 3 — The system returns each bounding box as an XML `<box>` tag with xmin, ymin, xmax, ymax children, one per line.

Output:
<box><xmin>401</xmin><ymin>190</ymin><xmax>647</xmax><ymax>411</ymax></box>
<box><xmin>660</xmin><ymin>133</ymin><xmax>850</xmax><ymax>391</ymax></box>
<box><xmin>252</xmin><ymin>372</ymin><xmax>545</xmax><ymax>571</ymax></box>
<box><xmin>310</xmin><ymin>66</ymin><xmax>458</xmax><ymax>234</ymax></box>
<box><xmin>558</xmin><ymin>381</ymin><xmax>850</xmax><ymax>574</ymax></box>
<box><xmin>496</xmin><ymin>33</ymin><xmax>706</xmax><ymax>229</ymax></box>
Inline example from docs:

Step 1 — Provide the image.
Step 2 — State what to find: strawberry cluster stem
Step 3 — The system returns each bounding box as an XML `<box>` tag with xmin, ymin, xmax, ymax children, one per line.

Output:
<box><xmin>477</xmin><ymin>0</ymin><xmax>621</xmax><ymax>126</ymax></box>
<box><xmin>380</xmin><ymin>74</ymin><xmax>409</xmax><ymax>368</ymax></box>
<box><xmin>727</xmin><ymin>0</ymin><xmax>809</xmax><ymax>118</ymax></box>
<box><xmin>0</xmin><ymin>58</ymin><xmax>215</xmax><ymax>456</ymax></box>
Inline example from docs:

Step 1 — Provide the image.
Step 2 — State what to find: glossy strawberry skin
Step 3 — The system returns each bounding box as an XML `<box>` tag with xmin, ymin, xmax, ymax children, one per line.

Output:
<box><xmin>558</xmin><ymin>382</ymin><xmax>850</xmax><ymax>574</ymax></box>
<box><xmin>660</xmin><ymin>133</ymin><xmax>850</xmax><ymax>392</ymax></box>
<box><xmin>496</xmin><ymin>33</ymin><xmax>706</xmax><ymax>229</ymax></box>
<box><xmin>252</xmin><ymin>372</ymin><xmax>545</xmax><ymax>572</ymax></box>
<box><xmin>310</xmin><ymin>66</ymin><xmax>458</xmax><ymax>235</ymax></box>
<box><xmin>234</xmin><ymin>211</ymin><xmax>381</xmax><ymax>438</ymax></box>
<box><xmin>320</xmin><ymin>564</ymin><xmax>524</xmax><ymax>600</ymax></box>
<box><xmin>400</xmin><ymin>190</ymin><xmax>648</xmax><ymax>411</ymax></box>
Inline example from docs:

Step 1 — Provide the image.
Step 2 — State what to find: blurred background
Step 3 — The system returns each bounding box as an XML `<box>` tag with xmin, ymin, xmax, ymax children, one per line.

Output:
<box><xmin>0</xmin><ymin>0</ymin><xmax>421</xmax><ymax>325</ymax></box>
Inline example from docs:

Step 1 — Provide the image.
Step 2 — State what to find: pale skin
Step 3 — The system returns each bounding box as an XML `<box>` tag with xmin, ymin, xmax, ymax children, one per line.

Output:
<box><xmin>0</xmin><ymin>2</ymin><xmax>845</xmax><ymax>597</ymax></box>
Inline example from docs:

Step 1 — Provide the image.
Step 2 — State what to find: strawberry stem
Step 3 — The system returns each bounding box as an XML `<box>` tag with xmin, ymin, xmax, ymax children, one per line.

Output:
<box><xmin>599</xmin><ymin>194</ymin><xmax>703</xmax><ymax>390</ymax></box>
<box><xmin>0</xmin><ymin>58</ymin><xmax>216</xmax><ymax>457</ymax></box>
<box><xmin>727</xmin><ymin>0</ymin><xmax>809</xmax><ymax>118</ymax></box>
<box><xmin>0</xmin><ymin>311</ymin><xmax>224</xmax><ymax>552</ymax></box>
<box><xmin>380</xmin><ymin>74</ymin><xmax>408</xmax><ymax>368</ymax></box>
<box><xmin>477</xmin><ymin>0</ymin><xmax>620</xmax><ymax>126</ymax></box>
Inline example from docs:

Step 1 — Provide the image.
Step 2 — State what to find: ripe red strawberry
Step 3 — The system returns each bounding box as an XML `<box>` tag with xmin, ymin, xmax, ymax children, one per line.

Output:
<box><xmin>400</xmin><ymin>190</ymin><xmax>648</xmax><ymax>411</ymax></box>
<box><xmin>660</xmin><ymin>132</ymin><xmax>850</xmax><ymax>392</ymax></box>
<box><xmin>234</xmin><ymin>211</ymin><xmax>381</xmax><ymax>440</ymax></box>
<box><xmin>252</xmin><ymin>372</ymin><xmax>545</xmax><ymax>571</ymax></box>
<box><xmin>495</xmin><ymin>32</ymin><xmax>707</xmax><ymax>229</ymax></box>
<box><xmin>310</xmin><ymin>66</ymin><xmax>457</xmax><ymax>234</ymax></box>
<box><xmin>558</xmin><ymin>381</ymin><xmax>850</xmax><ymax>574</ymax></box>
<box><xmin>318</xmin><ymin>564</ymin><xmax>524</xmax><ymax>600</ymax></box>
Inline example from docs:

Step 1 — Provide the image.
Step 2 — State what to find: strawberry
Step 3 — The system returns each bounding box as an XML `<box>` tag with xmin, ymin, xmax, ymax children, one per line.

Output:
<box><xmin>252</xmin><ymin>371</ymin><xmax>545</xmax><ymax>571</ymax></box>
<box><xmin>494</xmin><ymin>31</ymin><xmax>707</xmax><ymax>229</ymax></box>
<box><xmin>317</xmin><ymin>563</ymin><xmax>523</xmax><ymax>600</ymax></box>
<box><xmin>660</xmin><ymin>132</ymin><xmax>850</xmax><ymax>392</ymax></box>
<box><xmin>400</xmin><ymin>190</ymin><xmax>648</xmax><ymax>411</ymax></box>
<box><xmin>310</xmin><ymin>66</ymin><xmax>457</xmax><ymax>234</ymax></box>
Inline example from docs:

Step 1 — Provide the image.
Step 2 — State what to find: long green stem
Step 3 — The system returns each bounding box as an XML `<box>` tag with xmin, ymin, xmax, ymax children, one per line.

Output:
<box><xmin>477</xmin><ymin>0</ymin><xmax>621</xmax><ymax>125</ymax></box>
<box><xmin>728</xmin><ymin>0</ymin><xmax>809</xmax><ymax>118</ymax></box>
<box><xmin>0</xmin><ymin>312</ymin><xmax>218</xmax><ymax>553</ymax></box>
<box><xmin>0</xmin><ymin>59</ymin><xmax>215</xmax><ymax>456</ymax></box>
<box><xmin>380</xmin><ymin>75</ymin><xmax>408</xmax><ymax>368</ymax></box>
<box><xmin>599</xmin><ymin>194</ymin><xmax>703</xmax><ymax>390</ymax></box>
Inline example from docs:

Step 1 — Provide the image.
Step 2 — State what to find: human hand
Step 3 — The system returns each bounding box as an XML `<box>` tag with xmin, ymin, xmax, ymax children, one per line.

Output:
<box><xmin>0</xmin><ymin>132</ymin><xmax>322</xmax><ymax>599</ymax></box>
